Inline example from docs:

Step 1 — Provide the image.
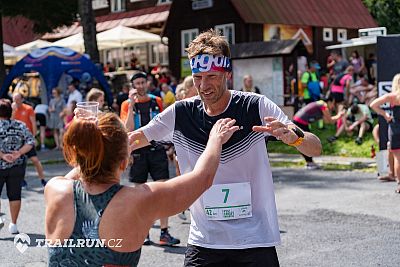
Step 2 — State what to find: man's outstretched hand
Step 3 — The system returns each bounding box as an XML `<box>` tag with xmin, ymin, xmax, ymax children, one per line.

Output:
<box><xmin>253</xmin><ymin>117</ymin><xmax>298</xmax><ymax>145</ymax></box>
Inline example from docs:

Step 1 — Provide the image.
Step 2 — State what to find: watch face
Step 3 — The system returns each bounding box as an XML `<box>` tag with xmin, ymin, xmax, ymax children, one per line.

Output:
<box><xmin>293</xmin><ymin>127</ymin><xmax>305</xmax><ymax>138</ymax></box>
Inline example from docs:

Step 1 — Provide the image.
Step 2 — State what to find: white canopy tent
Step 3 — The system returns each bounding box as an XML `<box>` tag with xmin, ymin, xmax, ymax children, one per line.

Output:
<box><xmin>16</xmin><ymin>39</ymin><xmax>52</xmax><ymax>53</ymax></box>
<box><xmin>51</xmin><ymin>26</ymin><xmax>163</xmax><ymax>67</ymax></box>
<box><xmin>52</xmin><ymin>33</ymin><xmax>85</xmax><ymax>53</ymax></box>
<box><xmin>96</xmin><ymin>25</ymin><xmax>162</xmax><ymax>67</ymax></box>
<box><xmin>52</xmin><ymin>33</ymin><xmax>116</xmax><ymax>53</ymax></box>
<box><xmin>52</xmin><ymin>26</ymin><xmax>162</xmax><ymax>52</ymax></box>
<box><xmin>3</xmin><ymin>43</ymin><xmax>25</xmax><ymax>65</ymax></box>
<box><xmin>96</xmin><ymin>25</ymin><xmax>161</xmax><ymax>46</ymax></box>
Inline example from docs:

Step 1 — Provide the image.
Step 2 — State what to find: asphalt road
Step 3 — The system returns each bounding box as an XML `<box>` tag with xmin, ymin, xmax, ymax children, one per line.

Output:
<box><xmin>0</xmin><ymin>163</ymin><xmax>399</xmax><ymax>267</ymax></box>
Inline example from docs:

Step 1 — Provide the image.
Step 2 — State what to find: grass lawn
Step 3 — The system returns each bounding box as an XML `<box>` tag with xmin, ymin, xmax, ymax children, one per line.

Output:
<box><xmin>267</xmin><ymin>122</ymin><xmax>376</xmax><ymax>158</ymax></box>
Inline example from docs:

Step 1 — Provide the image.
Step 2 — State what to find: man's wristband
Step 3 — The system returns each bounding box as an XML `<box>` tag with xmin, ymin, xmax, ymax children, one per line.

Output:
<box><xmin>288</xmin><ymin>137</ymin><xmax>304</xmax><ymax>147</ymax></box>
<box><xmin>288</xmin><ymin>127</ymin><xmax>305</xmax><ymax>147</ymax></box>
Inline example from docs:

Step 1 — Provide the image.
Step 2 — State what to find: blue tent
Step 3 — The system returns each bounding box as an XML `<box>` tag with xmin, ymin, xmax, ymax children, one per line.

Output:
<box><xmin>0</xmin><ymin>46</ymin><xmax>112</xmax><ymax>105</ymax></box>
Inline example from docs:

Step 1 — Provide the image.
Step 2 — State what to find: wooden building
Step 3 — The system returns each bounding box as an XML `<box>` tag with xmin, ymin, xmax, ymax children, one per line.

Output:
<box><xmin>163</xmin><ymin>0</ymin><xmax>377</xmax><ymax>79</ymax></box>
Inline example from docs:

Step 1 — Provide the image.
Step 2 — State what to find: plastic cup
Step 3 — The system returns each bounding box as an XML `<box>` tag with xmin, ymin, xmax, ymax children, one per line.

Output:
<box><xmin>76</xmin><ymin>101</ymin><xmax>99</xmax><ymax>121</ymax></box>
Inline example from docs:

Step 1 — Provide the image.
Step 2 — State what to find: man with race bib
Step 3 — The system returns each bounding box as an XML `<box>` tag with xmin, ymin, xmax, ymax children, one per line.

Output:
<box><xmin>129</xmin><ymin>29</ymin><xmax>322</xmax><ymax>266</ymax></box>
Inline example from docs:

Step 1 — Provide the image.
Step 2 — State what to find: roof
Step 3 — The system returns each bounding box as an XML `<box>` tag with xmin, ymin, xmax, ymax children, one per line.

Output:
<box><xmin>230</xmin><ymin>39</ymin><xmax>305</xmax><ymax>59</ymax></box>
<box><xmin>42</xmin><ymin>5</ymin><xmax>170</xmax><ymax>39</ymax></box>
<box><xmin>326</xmin><ymin>36</ymin><xmax>377</xmax><ymax>50</ymax></box>
<box><xmin>230</xmin><ymin>0</ymin><xmax>377</xmax><ymax>29</ymax></box>
<box><xmin>326</xmin><ymin>34</ymin><xmax>400</xmax><ymax>50</ymax></box>
<box><xmin>2</xmin><ymin>16</ymin><xmax>39</xmax><ymax>46</ymax></box>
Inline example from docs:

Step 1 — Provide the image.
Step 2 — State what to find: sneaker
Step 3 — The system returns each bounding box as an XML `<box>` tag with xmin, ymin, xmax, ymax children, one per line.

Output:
<box><xmin>8</xmin><ymin>223</ymin><xmax>19</xmax><ymax>234</ymax></box>
<box><xmin>21</xmin><ymin>179</ymin><xmax>28</xmax><ymax>189</ymax></box>
<box><xmin>40</xmin><ymin>144</ymin><xmax>48</xmax><ymax>151</ymax></box>
<box><xmin>143</xmin><ymin>234</ymin><xmax>151</xmax><ymax>246</ymax></box>
<box><xmin>41</xmin><ymin>179</ymin><xmax>47</xmax><ymax>187</ymax></box>
<box><xmin>0</xmin><ymin>217</ymin><xmax>4</xmax><ymax>231</ymax></box>
<box><xmin>306</xmin><ymin>162</ymin><xmax>321</xmax><ymax>170</ymax></box>
<box><xmin>178</xmin><ymin>211</ymin><xmax>187</xmax><ymax>221</ymax></box>
<box><xmin>327</xmin><ymin>136</ymin><xmax>338</xmax><ymax>143</ymax></box>
<box><xmin>159</xmin><ymin>232</ymin><xmax>180</xmax><ymax>246</ymax></box>
<box><xmin>355</xmin><ymin>137</ymin><xmax>363</xmax><ymax>145</ymax></box>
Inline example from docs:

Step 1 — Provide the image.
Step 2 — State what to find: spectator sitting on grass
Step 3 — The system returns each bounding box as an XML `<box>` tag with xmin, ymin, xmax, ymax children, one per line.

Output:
<box><xmin>349</xmin><ymin>76</ymin><xmax>377</xmax><ymax>105</ymax></box>
<box><xmin>327</xmin><ymin>102</ymin><xmax>373</xmax><ymax>145</ymax></box>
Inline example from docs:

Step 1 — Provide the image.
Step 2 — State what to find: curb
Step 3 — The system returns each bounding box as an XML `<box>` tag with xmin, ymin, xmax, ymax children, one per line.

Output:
<box><xmin>30</xmin><ymin>154</ymin><xmax>377</xmax><ymax>170</ymax></box>
<box><xmin>268</xmin><ymin>153</ymin><xmax>376</xmax><ymax>169</ymax></box>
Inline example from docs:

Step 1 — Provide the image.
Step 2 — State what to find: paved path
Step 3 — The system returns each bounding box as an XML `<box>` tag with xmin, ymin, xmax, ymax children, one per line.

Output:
<box><xmin>1</xmin><ymin>162</ymin><xmax>399</xmax><ymax>267</ymax></box>
<box><xmin>35</xmin><ymin>149</ymin><xmax>377</xmax><ymax>167</ymax></box>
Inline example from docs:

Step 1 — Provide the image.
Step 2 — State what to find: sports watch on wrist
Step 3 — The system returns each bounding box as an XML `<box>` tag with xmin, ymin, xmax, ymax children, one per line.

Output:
<box><xmin>288</xmin><ymin>126</ymin><xmax>305</xmax><ymax>147</ymax></box>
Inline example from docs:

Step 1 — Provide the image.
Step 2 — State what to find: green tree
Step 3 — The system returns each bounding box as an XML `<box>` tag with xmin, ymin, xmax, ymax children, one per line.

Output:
<box><xmin>0</xmin><ymin>0</ymin><xmax>78</xmax><ymax>89</ymax></box>
<box><xmin>363</xmin><ymin>0</ymin><xmax>400</xmax><ymax>34</ymax></box>
<box><xmin>79</xmin><ymin>0</ymin><xmax>100</xmax><ymax>63</ymax></box>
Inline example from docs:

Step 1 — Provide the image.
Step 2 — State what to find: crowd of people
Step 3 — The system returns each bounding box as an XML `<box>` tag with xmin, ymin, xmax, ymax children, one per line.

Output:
<box><xmin>291</xmin><ymin>49</ymin><xmax>379</xmax><ymax>169</ymax></box>
<box><xmin>0</xmin><ymin>28</ymin><xmax>398</xmax><ymax>267</ymax></box>
<box><xmin>294</xmin><ymin>50</ymin><xmax>400</xmax><ymax>195</ymax></box>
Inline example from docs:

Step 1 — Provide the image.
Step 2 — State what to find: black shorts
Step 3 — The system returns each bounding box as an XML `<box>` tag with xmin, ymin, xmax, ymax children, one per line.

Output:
<box><xmin>184</xmin><ymin>245</ymin><xmax>280</xmax><ymax>267</ymax></box>
<box><xmin>129</xmin><ymin>148</ymin><xmax>169</xmax><ymax>184</ymax></box>
<box><xmin>346</xmin><ymin>117</ymin><xmax>373</xmax><ymax>132</ymax></box>
<box><xmin>389</xmin><ymin>122</ymin><xmax>400</xmax><ymax>150</ymax></box>
<box><xmin>36</xmin><ymin>113</ymin><xmax>46</xmax><ymax>127</ymax></box>
<box><xmin>365</xmin><ymin>121</ymin><xmax>373</xmax><ymax>131</ymax></box>
<box><xmin>0</xmin><ymin>163</ymin><xmax>26</xmax><ymax>201</ymax></box>
<box><xmin>331</xmin><ymin>92</ymin><xmax>344</xmax><ymax>103</ymax></box>
<box><xmin>26</xmin><ymin>146</ymin><xmax>37</xmax><ymax>158</ymax></box>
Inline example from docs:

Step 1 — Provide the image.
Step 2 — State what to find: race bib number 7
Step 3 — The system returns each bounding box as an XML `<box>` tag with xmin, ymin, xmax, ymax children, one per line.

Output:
<box><xmin>203</xmin><ymin>182</ymin><xmax>252</xmax><ymax>221</ymax></box>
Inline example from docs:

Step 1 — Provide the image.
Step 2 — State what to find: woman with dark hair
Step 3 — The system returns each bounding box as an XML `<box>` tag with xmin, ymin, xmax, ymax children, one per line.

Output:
<box><xmin>330</xmin><ymin>65</ymin><xmax>354</xmax><ymax>108</ymax></box>
<box><xmin>0</xmin><ymin>99</ymin><xmax>35</xmax><ymax>234</ymax></box>
<box><xmin>45</xmin><ymin>112</ymin><xmax>238</xmax><ymax>266</ymax></box>
<box><xmin>350</xmin><ymin>50</ymin><xmax>365</xmax><ymax>80</ymax></box>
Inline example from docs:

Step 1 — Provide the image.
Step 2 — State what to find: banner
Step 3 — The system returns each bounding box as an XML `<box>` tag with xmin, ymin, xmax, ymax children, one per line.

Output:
<box><xmin>264</xmin><ymin>24</ymin><xmax>313</xmax><ymax>54</ymax></box>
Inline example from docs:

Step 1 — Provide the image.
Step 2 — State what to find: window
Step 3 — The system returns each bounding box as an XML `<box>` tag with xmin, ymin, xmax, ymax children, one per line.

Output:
<box><xmin>149</xmin><ymin>43</ymin><xmax>169</xmax><ymax>65</ymax></box>
<box><xmin>323</xmin><ymin>28</ymin><xmax>333</xmax><ymax>42</ymax></box>
<box><xmin>337</xmin><ymin>29</ymin><xmax>347</xmax><ymax>42</ymax></box>
<box><xmin>111</xmin><ymin>0</ymin><xmax>126</xmax><ymax>12</ymax></box>
<box><xmin>92</xmin><ymin>0</ymin><xmax>108</xmax><ymax>9</ymax></box>
<box><xmin>157</xmin><ymin>0</ymin><xmax>172</xmax><ymax>4</ymax></box>
<box><xmin>181</xmin><ymin>28</ymin><xmax>199</xmax><ymax>56</ymax></box>
<box><xmin>215</xmin><ymin>23</ymin><xmax>235</xmax><ymax>44</ymax></box>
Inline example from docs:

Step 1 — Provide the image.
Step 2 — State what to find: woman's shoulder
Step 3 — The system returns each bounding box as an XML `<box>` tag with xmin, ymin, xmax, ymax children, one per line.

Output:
<box><xmin>113</xmin><ymin>185</ymin><xmax>153</xmax><ymax>210</ymax></box>
<box><xmin>45</xmin><ymin>176</ymin><xmax>74</xmax><ymax>201</ymax></box>
<box><xmin>116</xmin><ymin>185</ymin><xmax>145</xmax><ymax>201</ymax></box>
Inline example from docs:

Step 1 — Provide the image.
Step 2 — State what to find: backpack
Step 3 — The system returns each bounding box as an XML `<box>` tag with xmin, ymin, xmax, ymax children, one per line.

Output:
<box><xmin>305</xmin><ymin>72</ymin><xmax>321</xmax><ymax>101</ymax></box>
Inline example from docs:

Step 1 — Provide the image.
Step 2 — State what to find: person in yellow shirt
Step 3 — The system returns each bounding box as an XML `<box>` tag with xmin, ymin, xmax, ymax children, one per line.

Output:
<box><xmin>160</xmin><ymin>83</ymin><xmax>176</xmax><ymax>108</ymax></box>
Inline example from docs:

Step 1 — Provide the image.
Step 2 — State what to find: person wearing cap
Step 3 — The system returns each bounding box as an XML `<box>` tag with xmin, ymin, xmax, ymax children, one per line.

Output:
<box><xmin>328</xmin><ymin>102</ymin><xmax>374</xmax><ymax>145</ymax></box>
<box><xmin>127</xmin><ymin>30</ymin><xmax>322</xmax><ymax>266</ymax></box>
<box><xmin>301</xmin><ymin>60</ymin><xmax>322</xmax><ymax>104</ymax></box>
<box><xmin>119</xmin><ymin>71</ymin><xmax>181</xmax><ymax>247</ymax></box>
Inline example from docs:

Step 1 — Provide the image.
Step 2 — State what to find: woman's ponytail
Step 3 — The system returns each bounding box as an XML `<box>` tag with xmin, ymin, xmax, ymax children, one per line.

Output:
<box><xmin>63</xmin><ymin>119</ymin><xmax>104</xmax><ymax>183</ymax></box>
